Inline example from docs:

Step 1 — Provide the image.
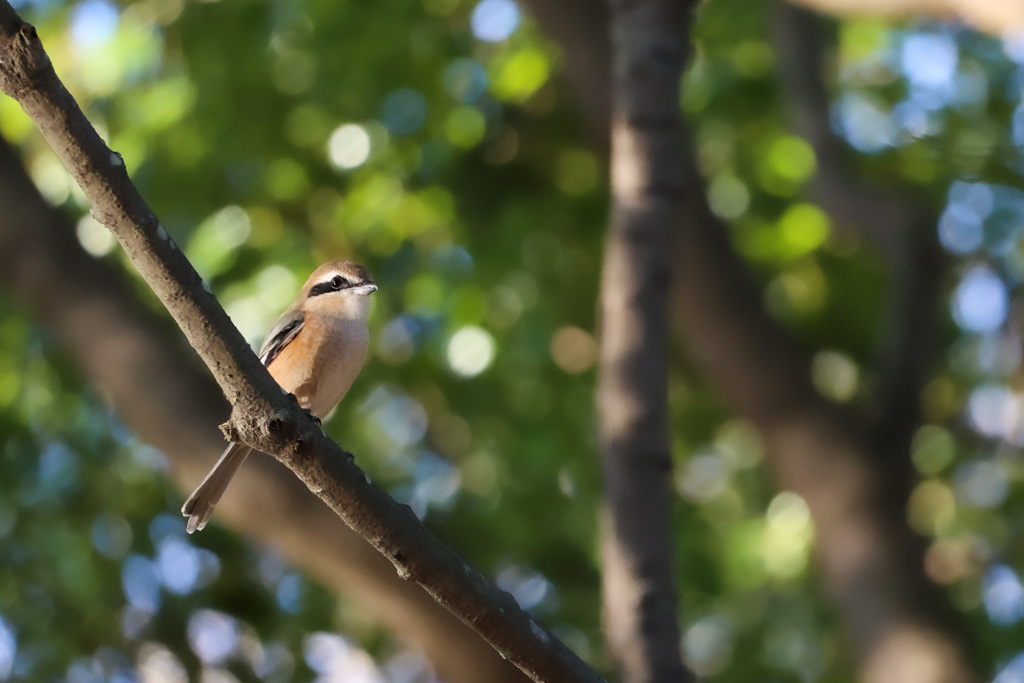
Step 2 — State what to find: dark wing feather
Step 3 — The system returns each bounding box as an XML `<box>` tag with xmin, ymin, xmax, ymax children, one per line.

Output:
<box><xmin>258</xmin><ymin>310</ymin><xmax>305</xmax><ymax>366</ymax></box>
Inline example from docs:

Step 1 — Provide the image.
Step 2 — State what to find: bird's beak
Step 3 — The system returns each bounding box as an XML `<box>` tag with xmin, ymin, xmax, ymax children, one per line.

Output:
<box><xmin>354</xmin><ymin>282</ymin><xmax>378</xmax><ymax>295</ymax></box>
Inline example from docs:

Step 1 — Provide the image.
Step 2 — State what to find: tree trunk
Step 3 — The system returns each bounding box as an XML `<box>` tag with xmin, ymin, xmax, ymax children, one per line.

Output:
<box><xmin>597</xmin><ymin>1</ymin><xmax>695</xmax><ymax>681</ymax></box>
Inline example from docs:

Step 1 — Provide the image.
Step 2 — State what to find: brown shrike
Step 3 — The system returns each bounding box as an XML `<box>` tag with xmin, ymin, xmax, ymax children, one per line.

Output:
<box><xmin>182</xmin><ymin>260</ymin><xmax>377</xmax><ymax>533</ymax></box>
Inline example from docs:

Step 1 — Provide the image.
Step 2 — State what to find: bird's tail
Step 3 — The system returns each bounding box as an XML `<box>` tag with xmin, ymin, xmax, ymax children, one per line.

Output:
<box><xmin>181</xmin><ymin>442</ymin><xmax>252</xmax><ymax>534</ymax></box>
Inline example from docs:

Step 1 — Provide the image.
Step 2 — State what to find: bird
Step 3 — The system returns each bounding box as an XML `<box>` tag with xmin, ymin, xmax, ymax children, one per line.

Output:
<box><xmin>181</xmin><ymin>260</ymin><xmax>377</xmax><ymax>533</ymax></box>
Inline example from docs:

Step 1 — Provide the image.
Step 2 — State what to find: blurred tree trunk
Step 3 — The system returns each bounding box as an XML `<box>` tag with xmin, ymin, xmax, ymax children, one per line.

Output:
<box><xmin>526</xmin><ymin>1</ymin><xmax>980</xmax><ymax>682</ymax></box>
<box><xmin>0</xmin><ymin>136</ymin><xmax>531</xmax><ymax>683</ymax></box>
<box><xmin>597</xmin><ymin>0</ymin><xmax>694</xmax><ymax>680</ymax></box>
<box><xmin>668</xmin><ymin>182</ymin><xmax>977</xmax><ymax>683</ymax></box>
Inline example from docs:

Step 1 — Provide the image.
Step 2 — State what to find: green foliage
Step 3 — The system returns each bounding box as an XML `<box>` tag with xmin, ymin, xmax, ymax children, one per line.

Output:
<box><xmin>2</xmin><ymin>0</ymin><xmax>1024</xmax><ymax>680</ymax></box>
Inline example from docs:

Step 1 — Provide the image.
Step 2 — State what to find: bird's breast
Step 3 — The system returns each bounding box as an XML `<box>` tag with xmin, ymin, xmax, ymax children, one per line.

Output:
<box><xmin>268</xmin><ymin>316</ymin><xmax>369</xmax><ymax>419</ymax></box>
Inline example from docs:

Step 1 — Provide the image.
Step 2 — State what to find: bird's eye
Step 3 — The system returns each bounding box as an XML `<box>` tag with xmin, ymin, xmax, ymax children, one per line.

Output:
<box><xmin>331</xmin><ymin>276</ymin><xmax>345</xmax><ymax>290</ymax></box>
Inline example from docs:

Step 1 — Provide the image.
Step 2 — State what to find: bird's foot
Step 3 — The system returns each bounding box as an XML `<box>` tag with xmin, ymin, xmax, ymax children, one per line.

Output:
<box><xmin>302</xmin><ymin>408</ymin><xmax>321</xmax><ymax>426</ymax></box>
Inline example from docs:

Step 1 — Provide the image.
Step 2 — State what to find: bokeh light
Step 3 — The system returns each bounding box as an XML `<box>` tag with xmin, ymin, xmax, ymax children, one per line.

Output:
<box><xmin>327</xmin><ymin>124</ymin><xmax>372</xmax><ymax>170</ymax></box>
<box><xmin>445</xmin><ymin>106</ymin><xmax>487</xmax><ymax>148</ymax></box>
<box><xmin>367</xmin><ymin>389</ymin><xmax>429</xmax><ymax>448</ymax></box>
<box><xmin>404</xmin><ymin>451</ymin><xmax>460</xmax><ymax>518</ymax></box>
<box><xmin>937</xmin><ymin>182</ymin><xmax>1024</xmax><ymax>258</ymax></box>
<box><xmin>381</xmin><ymin>89</ymin><xmax>428</xmax><ymax>136</ymax></box>
<box><xmin>69</xmin><ymin>0</ymin><xmax>119</xmax><ymax>49</ymax></box>
<box><xmin>810</xmin><ymin>350</ymin><xmax>858</xmax><ymax>402</ymax></box>
<box><xmin>30</xmin><ymin>153</ymin><xmax>73</xmax><ymax>205</ymax></box>
<box><xmin>761</xmin><ymin>492</ymin><xmax>814</xmax><ymax>579</ymax></box>
<box><xmin>761</xmin><ymin>135</ymin><xmax>816</xmax><ymax>191</ymax></box>
<box><xmin>966</xmin><ymin>384</ymin><xmax>1018</xmax><ymax>441</ymax></box>
<box><xmin>187</xmin><ymin>610</ymin><xmax>238</xmax><ymax>666</ymax></box>
<box><xmin>376</xmin><ymin>315</ymin><xmax>420</xmax><ymax>365</ymax></box>
<box><xmin>444</xmin><ymin>59</ymin><xmax>488</xmax><ymax>102</ymax></box>
<box><xmin>303</xmin><ymin>633</ymin><xmax>385</xmax><ymax>682</ymax></box>
<box><xmin>491</xmin><ymin>47</ymin><xmax>550</xmax><ymax>103</ymax></box>
<box><xmin>91</xmin><ymin>512</ymin><xmax>133</xmax><ymax>560</ymax></box>
<box><xmin>446</xmin><ymin>326</ymin><xmax>495</xmax><ymax>377</ymax></box>
<box><xmin>708</xmin><ymin>174</ymin><xmax>751</xmax><ymax>220</ymax></box>
<box><xmin>156</xmin><ymin>538</ymin><xmax>201</xmax><ymax>595</ymax></box>
<box><xmin>683</xmin><ymin>615</ymin><xmax>733</xmax><ymax>677</ymax></box>
<box><xmin>550</xmin><ymin>326</ymin><xmax>598</xmax><ymax>374</ymax></box>
<box><xmin>835</xmin><ymin>92</ymin><xmax>897</xmax><ymax>152</ymax></box>
<box><xmin>938</xmin><ymin>202</ymin><xmax>984</xmax><ymax>254</ymax></box>
<box><xmin>188</xmin><ymin>206</ymin><xmax>251</xmax><ymax>278</ymax></box>
<box><xmin>677</xmin><ymin>450</ymin><xmax>731</xmax><ymax>503</ymax></box>
<box><xmin>0</xmin><ymin>615</ymin><xmax>14</xmax><ymax>680</ymax></box>
<box><xmin>901</xmin><ymin>32</ymin><xmax>958</xmax><ymax>93</ymax></box>
<box><xmin>777</xmin><ymin>203</ymin><xmax>830</xmax><ymax>257</ymax></box>
<box><xmin>76</xmin><ymin>215</ymin><xmax>117</xmax><ymax>257</ymax></box>
<box><xmin>952</xmin><ymin>266</ymin><xmax>1008</xmax><ymax>333</ymax></box>
<box><xmin>137</xmin><ymin>643</ymin><xmax>187</xmax><ymax>683</ymax></box>
<box><xmin>269</xmin><ymin>574</ymin><xmax>300</xmax><ymax>613</ymax></box>
<box><xmin>995</xmin><ymin>652</ymin><xmax>1024</xmax><ymax>683</ymax></box>
<box><xmin>470</xmin><ymin>0</ymin><xmax>519</xmax><ymax>42</ymax></box>
<box><xmin>496</xmin><ymin>565</ymin><xmax>553</xmax><ymax>612</ymax></box>
<box><xmin>122</xmin><ymin>555</ymin><xmax>161</xmax><ymax>613</ymax></box>
<box><xmin>911</xmin><ymin>425</ymin><xmax>955</xmax><ymax>475</ymax></box>
<box><xmin>907</xmin><ymin>479</ymin><xmax>956</xmax><ymax>535</ymax></box>
<box><xmin>953</xmin><ymin>459</ymin><xmax>1008</xmax><ymax>509</ymax></box>
<box><xmin>983</xmin><ymin>564</ymin><xmax>1024</xmax><ymax>626</ymax></box>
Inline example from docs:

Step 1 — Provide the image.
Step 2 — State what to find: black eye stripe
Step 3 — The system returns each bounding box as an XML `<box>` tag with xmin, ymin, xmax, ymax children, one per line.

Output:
<box><xmin>308</xmin><ymin>277</ymin><xmax>352</xmax><ymax>297</ymax></box>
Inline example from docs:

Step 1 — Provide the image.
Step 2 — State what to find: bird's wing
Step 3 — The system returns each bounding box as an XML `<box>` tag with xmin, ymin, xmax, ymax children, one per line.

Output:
<box><xmin>258</xmin><ymin>309</ymin><xmax>305</xmax><ymax>366</ymax></box>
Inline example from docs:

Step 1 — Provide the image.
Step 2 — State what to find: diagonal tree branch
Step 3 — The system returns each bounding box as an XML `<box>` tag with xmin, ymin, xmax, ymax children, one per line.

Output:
<box><xmin>0</xmin><ymin>134</ymin><xmax>530</xmax><ymax>683</ymax></box>
<box><xmin>597</xmin><ymin>0</ymin><xmax>694</xmax><ymax>681</ymax></box>
<box><xmin>0</xmin><ymin>5</ymin><xmax>603</xmax><ymax>682</ymax></box>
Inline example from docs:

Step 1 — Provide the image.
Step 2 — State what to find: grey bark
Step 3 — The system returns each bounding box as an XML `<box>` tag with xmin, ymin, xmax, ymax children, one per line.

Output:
<box><xmin>597</xmin><ymin>0</ymin><xmax>695</xmax><ymax>681</ymax></box>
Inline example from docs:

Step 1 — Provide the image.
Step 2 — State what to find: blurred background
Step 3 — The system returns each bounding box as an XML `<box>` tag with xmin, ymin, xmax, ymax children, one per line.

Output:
<box><xmin>1</xmin><ymin>0</ymin><xmax>1024</xmax><ymax>680</ymax></box>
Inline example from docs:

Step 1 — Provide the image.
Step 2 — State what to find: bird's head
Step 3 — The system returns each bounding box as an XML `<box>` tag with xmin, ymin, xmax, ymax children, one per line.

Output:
<box><xmin>302</xmin><ymin>261</ymin><xmax>377</xmax><ymax>319</ymax></box>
